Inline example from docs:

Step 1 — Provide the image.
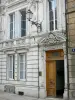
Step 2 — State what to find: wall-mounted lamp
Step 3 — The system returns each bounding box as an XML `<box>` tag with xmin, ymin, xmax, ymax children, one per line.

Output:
<box><xmin>27</xmin><ymin>9</ymin><xmax>42</xmax><ymax>32</ymax></box>
<box><xmin>27</xmin><ymin>9</ymin><xmax>33</xmax><ymax>21</ymax></box>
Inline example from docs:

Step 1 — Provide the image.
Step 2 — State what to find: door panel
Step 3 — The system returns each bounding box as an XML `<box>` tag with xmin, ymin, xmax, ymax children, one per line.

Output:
<box><xmin>46</xmin><ymin>61</ymin><xmax>56</xmax><ymax>97</ymax></box>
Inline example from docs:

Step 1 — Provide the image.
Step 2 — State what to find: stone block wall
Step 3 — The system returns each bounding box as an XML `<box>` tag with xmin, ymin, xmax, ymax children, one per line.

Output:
<box><xmin>66</xmin><ymin>0</ymin><xmax>75</xmax><ymax>98</ymax></box>
<box><xmin>0</xmin><ymin>46</ymin><xmax>46</xmax><ymax>98</ymax></box>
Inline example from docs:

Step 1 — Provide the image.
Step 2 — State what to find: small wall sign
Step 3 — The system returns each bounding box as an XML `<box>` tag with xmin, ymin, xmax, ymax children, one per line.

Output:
<box><xmin>72</xmin><ymin>49</ymin><xmax>75</xmax><ymax>52</ymax></box>
<box><xmin>39</xmin><ymin>71</ymin><xmax>42</xmax><ymax>76</ymax></box>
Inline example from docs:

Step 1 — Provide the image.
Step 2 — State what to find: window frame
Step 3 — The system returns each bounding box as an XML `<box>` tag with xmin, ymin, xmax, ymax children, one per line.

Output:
<box><xmin>19</xmin><ymin>53</ymin><xmax>26</xmax><ymax>81</ymax></box>
<box><xmin>9</xmin><ymin>13</ymin><xmax>15</xmax><ymax>39</ymax></box>
<box><xmin>49</xmin><ymin>0</ymin><xmax>57</xmax><ymax>31</ymax></box>
<box><xmin>8</xmin><ymin>55</ymin><xmax>15</xmax><ymax>80</ymax></box>
<box><xmin>20</xmin><ymin>9</ymin><xmax>26</xmax><ymax>37</ymax></box>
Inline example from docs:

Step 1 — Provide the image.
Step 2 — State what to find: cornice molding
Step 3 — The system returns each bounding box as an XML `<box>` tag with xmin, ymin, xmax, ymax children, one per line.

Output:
<box><xmin>7</xmin><ymin>0</ymin><xmax>27</xmax><ymax>8</ymax></box>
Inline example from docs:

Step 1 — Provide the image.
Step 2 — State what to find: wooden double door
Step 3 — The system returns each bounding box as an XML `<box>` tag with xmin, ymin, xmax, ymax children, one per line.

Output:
<box><xmin>46</xmin><ymin>50</ymin><xmax>64</xmax><ymax>97</ymax></box>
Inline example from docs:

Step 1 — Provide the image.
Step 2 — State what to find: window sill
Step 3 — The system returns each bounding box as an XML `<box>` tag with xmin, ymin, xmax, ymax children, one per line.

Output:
<box><xmin>19</xmin><ymin>79</ymin><xmax>26</xmax><ymax>82</ymax></box>
<box><xmin>8</xmin><ymin>78</ymin><xmax>14</xmax><ymax>81</ymax></box>
<box><xmin>5</xmin><ymin>35</ymin><xmax>28</xmax><ymax>43</ymax></box>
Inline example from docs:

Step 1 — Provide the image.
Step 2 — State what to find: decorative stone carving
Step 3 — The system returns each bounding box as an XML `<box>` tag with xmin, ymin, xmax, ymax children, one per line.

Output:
<box><xmin>39</xmin><ymin>31</ymin><xmax>66</xmax><ymax>46</ymax></box>
<box><xmin>0</xmin><ymin>37</ymin><xmax>30</xmax><ymax>51</ymax></box>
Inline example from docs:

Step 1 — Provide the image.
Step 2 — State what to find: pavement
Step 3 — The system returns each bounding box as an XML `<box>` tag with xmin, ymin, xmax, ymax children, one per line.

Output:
<box><xmin>0</xmin><ymin>90</ymin><xmax>70</xmax><ymax>100</ymax></box>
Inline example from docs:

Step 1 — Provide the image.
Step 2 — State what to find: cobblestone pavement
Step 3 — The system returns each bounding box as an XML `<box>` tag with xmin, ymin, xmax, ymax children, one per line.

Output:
<box><xmin>0</xmin><ymin>90</ymin><xmax>70</xmax><ymax>100</ymax></box>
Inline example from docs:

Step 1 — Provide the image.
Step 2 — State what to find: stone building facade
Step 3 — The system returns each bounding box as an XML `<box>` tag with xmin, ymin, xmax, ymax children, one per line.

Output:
<box><xmin>0</xmin><ymin>0</ymin><xmax>67</xmax><ymax>99</ymax></box>
<box><xmin>66</xmin><ymin>0</ymin><xmax>75</xmax><ymax>99</ymax></box>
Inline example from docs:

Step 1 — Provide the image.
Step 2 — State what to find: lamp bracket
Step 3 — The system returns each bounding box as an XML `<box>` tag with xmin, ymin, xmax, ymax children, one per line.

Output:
<box><xmin>31</xmin><ymin>21</ymin><xmax>41</xmax><ymax>27</ymax></box>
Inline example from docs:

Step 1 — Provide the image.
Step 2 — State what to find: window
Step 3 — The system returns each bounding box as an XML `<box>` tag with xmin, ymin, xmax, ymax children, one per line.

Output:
<box><xmin>19</xmin><ymin>53</ymin><xmax>26</xmax><ymax>80</ymax></box>
<box><xmin>8</xmin><ymin>55</ymin><xmax>15</xmax><ymax>79</ymax></box>
<box><xmin>10</xmin><ymin>13</ymin><xmax>15</xmax><ymax>39</ymax></box>
<box><xmin>49</xmin><ymin>0</ymin><xmax>57</xmax><ymax>31</ymax></box>
<box><xmin>20</xmin><ymin>10</ymin><xmax>26</xmax><ymax>37</ymax></box>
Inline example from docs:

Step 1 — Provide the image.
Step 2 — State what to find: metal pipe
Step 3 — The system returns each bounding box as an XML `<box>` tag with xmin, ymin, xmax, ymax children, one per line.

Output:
<box><xmin>38</xmin><ymin>44</ymin><xmax>39</xmax><ymax>98</ymax></box>
<box><xmin>65</xmin><ymin>0</ymin><xmax>69</xmax><ymax>99</ymax></box>
<box><xmin>1</xmin><ymin>52</ymin><xmax>2</xmax><ymax>84</ymax></box>
<box><xmin>36</xmin><ymin>0</ymin><xmax>40</xmax><ymax>98</ymax></box>
<box><xmin>36</xmin><ymin>0</ymin><xmax>39</xmax><ymax>33</ymax></box>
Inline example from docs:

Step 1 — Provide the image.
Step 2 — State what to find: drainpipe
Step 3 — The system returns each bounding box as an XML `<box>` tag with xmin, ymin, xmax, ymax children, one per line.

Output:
<box><xmin>0</xmin><ymin>51</ymin><xmax>3</xmax><ymax>84</ymax></box>
<box><xmin>65</xmin><ymin>0</ymin><xmax>69</xmax><ymax>99</ymax></box>
<box><xmin>38</xmin><ymin>44</ymin><xmax>40</xmax><ymax>98</ymax></box>
<box><xmin>36</xmin><ymin>0</ymin><xmax>40</xmax><ymax>98</ymax></box>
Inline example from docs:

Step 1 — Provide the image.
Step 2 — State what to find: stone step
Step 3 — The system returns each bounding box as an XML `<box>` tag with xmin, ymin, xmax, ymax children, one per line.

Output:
<box><xmin>46</xmin><ymin>98</ymin><xmax>63</xmax><ymax>100</ymax></box>
<box><xmin>38</xmin><ymin>98</ymin><xmax>64</xmax><ymax>100</ymax></box>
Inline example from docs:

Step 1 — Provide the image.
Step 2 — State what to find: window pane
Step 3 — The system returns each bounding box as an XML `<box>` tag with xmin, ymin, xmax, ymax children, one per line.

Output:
<box><xmin>55</xmin><ymin>20</ymin><xmax>57</xmax><ymax>29</ymax></box>
<box><xmin>49</xmin><ymin>0</ymin><xmax>57</xmax><ymax>31</ymax></box>
<box><xmin>21</xmin><ymin>10</ymin><xmax>26</xmax><ymax>37</ymax></box>
<box><xmin>19</xmin><ymin>54</ymin><xmax>26</xmax><ymax>79</ymax></box>
<box><xmin>21</xmin><ymin>21</ymin><xmax>26</xmax><ymax>29</ymax></box>
<box><xmin>20</xmin><ymin>55</ymin><xmax>25</xmax><ymax>71</ymax></box>
<box><xmin>54</xmin><ymin>0</ymin><xmax>57</xmax><ymax>9</ymax></box>
<box><xmin>49</xmin><ymin>1</ymin><xmax>54</xmax><ymax>31</ymax></box>
<box><xmin>50</xmin><ymin>21</ymin><xmax>54</xmax><ymax>31</ymax></box>
<box><xmin>21</xmin><ymin>29</ymin><xmax>26</xmax><ymax>37</ymax></box>
<box><xmin>21</xmin><ymin>11</ymin><xmax>26</xmax><ymax>20</ymax></box>
<box><xmin>9</xmin><ymin>55</ymin><xmax>14</xmax><ymax>79</ymax></box>
<box><xmin>9</xmin><ymin>71</ymin><xmax>12</xmax><ymax>78</ymax></box>
<box><xmin>10</xmin><ymin>31</ymin><xmax>13</xmax><ymax>39</ymax></box>
<box><xmin>55</xmin><ymin>8</ymin><xmax>57</xmax><ymax>19</ymax></box>
<box><xmin>20</xmin><ymin>55</ymin><xmax>23</xmax><ymax>62</ymax></box>
<box><xmin>10</xmin><ymin>14</ymin><xmax>13</xmax><ymax>39</ymax></box>
<box><xmin>13</xmin><ymin>55</ymin><xmax>15</xmax><ymax>79</ymax></box>
<box><xmin>20</xmin><ymin>71</ymin><xmax>23</xmax><ymax>79</ymax></box>
<box><xmin>52</xmin><ymin>52</ymin><xmax>59</xmax><ymax>56</ymax></box>
<box><xmin>49</xmin><ymin>1</ymin><xmax>52</xmax><ymax>10</ymax></box>
<box><xmin>10</xmin><ymin>23</ymin><xmax>13</xmax><ymax>31</ymax></box>
<box><xmin>9</xmin><ymin>56</ymin><xmax>12</xmax><ymax>70</ymax></box>
<box><xmin>10</xmin><ymin>14</ymin><xmax>13</xmax><ymax>22</ymax></box>
<box><xmin>20</xmin><ymin>63</ymin><xmax>24</xmax><ymax>71</ymax></box>
<box><xmin>50</xmin><ymin>11</ymin><xmax>53</xmax><ymax>20</ymax></box>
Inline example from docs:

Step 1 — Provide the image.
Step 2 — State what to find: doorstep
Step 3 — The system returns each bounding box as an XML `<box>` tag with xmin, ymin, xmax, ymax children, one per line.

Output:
<box><xmin>45</xmin><ymin>97</ymin><xmax>63</xmax><ymax>100</ymax></box>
